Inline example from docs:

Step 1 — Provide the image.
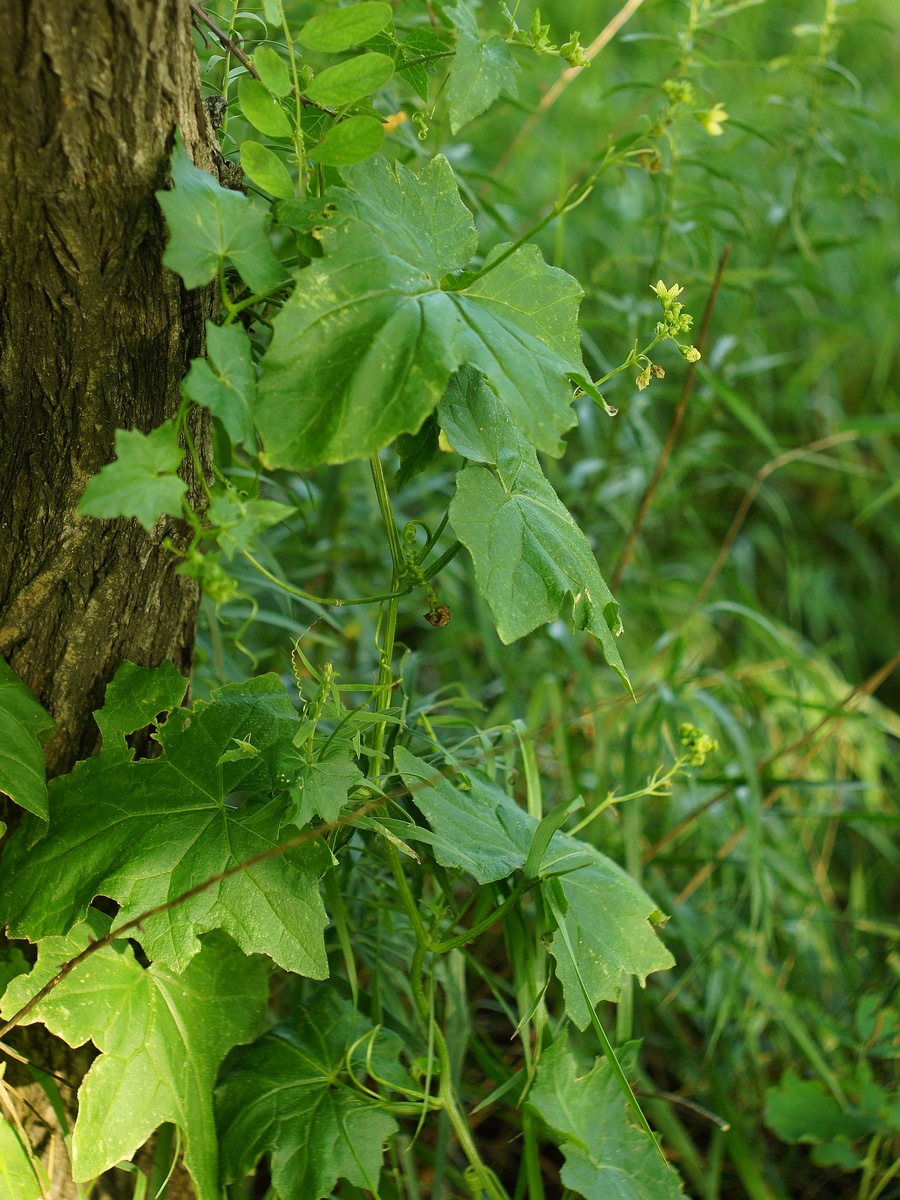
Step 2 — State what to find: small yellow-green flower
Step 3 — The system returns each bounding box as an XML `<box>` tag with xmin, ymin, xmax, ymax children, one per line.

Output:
<box><xmin>699</xmin><ymin>103</ymin><xmax>729</xmax><ymax>137</ymax></box>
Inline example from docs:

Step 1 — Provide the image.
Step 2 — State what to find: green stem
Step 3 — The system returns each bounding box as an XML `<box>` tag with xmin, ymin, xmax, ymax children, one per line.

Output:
<box><xmin>442</xmin><ymin>174</ymin><xmax>597</xmax><ymax>291</ymax></box>
<box><xmin>275</xmin><ymin>0</ymin><xmax>306</xmax><ymax>195</ymax></box>
<box><xmin>369</xmin><ymin>454</ymin><xmax>406</xmax><ymax>764</ymax></box>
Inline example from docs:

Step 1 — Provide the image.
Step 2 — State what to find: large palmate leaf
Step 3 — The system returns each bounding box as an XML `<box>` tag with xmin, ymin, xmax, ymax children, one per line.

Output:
<box><xmin>0</xmin><ymin>659</ymin><xmax>54</xmax><ymax>820</ymax></box>
<box><xmin>394</xmin><ymin>749</ymin><xmax>673</xmax><ymax>1023</ymax></box>
<box><xmin>217</xmin><ymin>988</ymin><xmax>407</xmax><ymax>1199</ymax></box>
<box><xmin>528</xmin><ymin>1039</ymin><xmax>684</xmax><ymax>1200</ymax></box>
<box><xmin>0</xmin><ymin>666</ymin><xmax>329</xmax><ymax>977</ymax></box>
<box><xmin>441</xmin><ymin>369</ymin><xmax>628</xmax><ymax>687</ymax></box>
<box><xmin>1</xmin><ymin>917</ymin><xmax>267</xmax><ymax>1200</ymax></box>
<box><xmin>256</xmin><ymin>155</ymin><xmax>583</xmax><ymax>469</ymax></box>
<box><xmin>446</xmin><ymin>1</ymin><xmax>519</xmax><ymax>133</ymax></box>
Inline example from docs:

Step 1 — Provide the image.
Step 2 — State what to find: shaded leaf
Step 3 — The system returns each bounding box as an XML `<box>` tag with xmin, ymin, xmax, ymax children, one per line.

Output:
<box><xmin>446</xmin><ymin>2</ymin><xmax>519</xmax><ymax>133</ymax></box>
<box><xmin>77</xmin><ymin>422</ymin><xmax>186</xmax><ymax>532</ymax></box>
<box><xmin>395</xmin><ymin>412</ymin><xmax>440</xmax><ymax>488</ymax></box>
<box><xmin>0</xmin><ymin>668</ymin><xmax>329</xmax><ymax>977</ymax></box>
<box><xmin>441</xmin><ymin>369</ymin><xmax>628</xmax><ymax>687</ymax></box>
<box><xmin>182</xmin><ymin>321</ymin><xmax>257</xmax><ymax>447</ymax></box>
<box><xmin>0</xmin><ymin>660</ymin><xmax>54</xmax><ymax>820</ymax></box>
<box><xmin>1</xmin><ymin>918</ymin><xmax>267</xmax><ymax>1200</ymax></box>
<box><xmin>217</xmin><ymin>987</ymin><xmax>406</xmax><ymax>1200</ymax></box>
<box><xmin>528</xmin><ymin>1039</ymin><xmax>684</xmax><ymax>1199</ymax></box>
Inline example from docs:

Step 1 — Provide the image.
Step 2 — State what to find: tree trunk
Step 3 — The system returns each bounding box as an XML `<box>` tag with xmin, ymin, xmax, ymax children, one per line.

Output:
<box><xmin>0</xmin><ymin>2</ymin><xmax>221</xmax><ymax>1194</ymax></box>
<box><xmin>0</xmin><ymin>0</ymin><xmax>218</xmax><ymax>776</ymax></box>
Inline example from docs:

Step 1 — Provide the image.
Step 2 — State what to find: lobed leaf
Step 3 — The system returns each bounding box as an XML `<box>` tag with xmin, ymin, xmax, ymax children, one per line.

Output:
<box><xmin>446</xmin><ymin>1</ymin><xmax>519</xmax><ymax>133</ymax></box>
<box><xmin>1</xmin><ymin>918</ymin><xmax>267</xmax><ymax>1200</ymax></box>
<box><xmin>182</xmin><ymin>321</ymin><xmax>257</xmax><ymax>447</ymax></box>
<box><xmin>394</xmin><ymin>748</ymin><xmax>673</xmax><ymax>1021</ymax></box>
<box><xmin>441</xmin><ymin>369</ymin><xmax>628</xmax><ymax>686</ymax></box>
<box><xmin>217</xmin><ymin>987</ymin><xmax>406</xmax><ymax>1200</ymax></box>
<box><xmin>0</xmin><ymin>667</ymin><xmax>329</xmax><ymax>976</ymax></box>
<box><xmin>528</xmin><ymin>1039</ymin><xmax>684</xmax><ymax>1199</ymax></box>
<box><xmin>157</xmin><ymin>137</ymin><xmax>283</xmax><ymax>292</ymax></box>
<box><xmin>77</xmin><ymin>422</ymin><xmax>187</xmax><ymax>532</ymax></box>
<box><xmin>255</xmin><ymin>155</ymin><xmax>582</xmax><ymax>469</ymax></box>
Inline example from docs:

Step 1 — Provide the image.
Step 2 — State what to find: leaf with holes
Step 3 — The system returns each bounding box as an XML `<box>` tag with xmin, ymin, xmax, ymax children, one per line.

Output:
<box><xmin>0</xmin><ymin>666</ymin><xmax>329</xmax><ymax>977</ymax></box>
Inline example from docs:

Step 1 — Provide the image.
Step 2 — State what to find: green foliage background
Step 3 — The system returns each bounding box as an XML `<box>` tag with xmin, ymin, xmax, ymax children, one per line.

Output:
<box><xmin>1</xmin><ymin>1</ymin><xmax>898</xmax><ymax>1198</ymax></box>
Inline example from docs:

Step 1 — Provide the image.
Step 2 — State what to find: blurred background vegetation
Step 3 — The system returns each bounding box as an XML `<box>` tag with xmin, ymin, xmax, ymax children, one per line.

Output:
<box><xmin>198</xmin><ymin>1</ymin><xmax>900</xmax><ymax>1195</ymax></box>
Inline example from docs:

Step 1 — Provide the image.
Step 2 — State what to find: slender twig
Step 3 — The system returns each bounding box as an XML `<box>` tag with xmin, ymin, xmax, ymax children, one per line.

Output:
<box><xmin>670</xmin><ymin>649</ymin><xmax>900</xmax><ymax>904</ymax></box>
<box><xmin>189</xmin><ymin>0</ymin><xmax>260</xmax><ymax>79</ymax></box>
<box><xmin>643</xmin><ymin>648</ymin><xmax>900</xmax><ymax>867</ymax></box>
<box><xmin>494</xmin><ymin>0</ymin><xmax>647</xmax><ymax>177</ymax></box>
<box><xmin>693</xmin><ymin>429</ymin><xmax>861</xmax><ymax>607</ymax></box>
<box><xmin>611</xmin><ymin>245</ymin><xmax>732</xmax><ymax>592</ymax></box>
<box><xmin>0</xmin><ymin>804</ymin><xmax>378</xmax><ymax>1041</ymax></box>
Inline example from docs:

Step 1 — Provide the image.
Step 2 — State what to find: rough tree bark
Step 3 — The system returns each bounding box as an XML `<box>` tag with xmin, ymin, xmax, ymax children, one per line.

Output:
<box><xmin>0</xmin><ymin>2</ymin><xmax>223</xmax><ymax>1193</ymax></box>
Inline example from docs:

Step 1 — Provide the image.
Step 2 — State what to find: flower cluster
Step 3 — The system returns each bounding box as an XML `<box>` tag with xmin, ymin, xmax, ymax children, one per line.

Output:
<box><xmin>678</xmin><ymin>723</ymin><xmax>719</xmax><ymax>768</ymax></box>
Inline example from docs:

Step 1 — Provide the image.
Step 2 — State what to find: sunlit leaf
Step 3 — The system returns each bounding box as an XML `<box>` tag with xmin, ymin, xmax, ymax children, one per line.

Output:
<box><xmin>1</xmin><ymin>918</ymin><xmax>267</xmax><ymax>1200</ymax></box>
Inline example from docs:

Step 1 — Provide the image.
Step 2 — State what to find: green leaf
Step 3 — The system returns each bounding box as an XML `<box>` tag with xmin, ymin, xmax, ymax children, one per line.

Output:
<box><xmin>0</xmin><ymin>660</ymin><xmax>54</xmax><ymax>820</ymax></box>
<box><xmin>305</xmin><ymin>52</ymin><xmax>394</xmax><ymax>108</ymax></box>
<box><xmin>298</xmin><ymin>3</ymin><xmax>393</xmax><ymax>52</ymax></box>
<box><xmin>1</xmin><ymin>917</ymin><xmax>267</xmax><ymax>1200</ymax></box>
<box><xmin>157</xmin><ymin>136</ymin><xmax>283</xmax><ymax>292</ymax></box>
<box><xmin>398</xmin><ymin>29</ymin><xmax>450</xmax><ymax>101</ymax></box>
<box><xmin>310</xmin><ymin>115</ymin><xmax>385</xmax><ymax>165</ymax></box>
<box><xmin>183</xmin><ymin>321</ymin><xmax>257</xmax><ymax>447</ymax></box>
<box><xmin>217</xmin><ymin>987</ymin><xmax>406</xmax><ymax>1199</ymax></box>
<box><xmin>527</xmin><ymin>1038</ymin><xmax>684</xmax><ymax>1200</ymax></box>
<box><xmin>92</xmin><ymin>660</ymin><xmax>188</xmax><ymax>756</ymax></box>
<box><xmin>238</xmin><ymin>76</ymin><xmax>293</xmax><ymax>137</ymax></box>
<box><xmin>446</xmin><ymin>2</ymin><xmax>519</xmax><ymax>133</ymax></box>
<box><xmin>395</xmin><ymin>412</ymin><xmax>440</xmax><ymax>488</ymax></box>
<box><xmin>0</xmin><ymin>1104</ymin><xmax>46</xmax><ymax>1200</ymax></box>
<box><xmin>0</xmin><ymin>668</ymin><xmax>330</xmax><ymax>977</ymax></box>
<box><xmin>291</xmin><ymin>738</ymin><xmax>364</xmax><ymax>826</ymax></box>
<box><xmin>441</xmin><ymin>370</ymin><xmax>628</xmax><ymax>687</ymax></box>
<box><xmin>764</xmin><ymin>1072</ymin><xmax>877</xmax><ymax>1145</ymax></box>
<box><xmin>254</xmin><ymin>46</ymin><xmax>292</xmax><ymax>96</ymax></box>
<box><xmin>240</xmin><ymin>140</ymin><xmax>295</xmax><ymax>200</ymax></box>
<box><xmin>77</xmin><ymin>421</ymin><xmax>187</xmax><ymax>531</ymax></box>
<box><xmin>393</xmin><ymin>748</ymin><xmax>673</xmax><ymax>1021</ymax></box>
<box><xmin>394</xmin><ymin>747</ymin><xmax>531</xmax><ymax>882</ymax></box>
<box><xmin>255</xmin><ymin>156</ymin><xmax>583</xmax><ymax>469</ymax></box>
<box><xmin>206</xmin><ymin>489</ymin><xmax>295</xmax><ymax>561</ymax></box>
